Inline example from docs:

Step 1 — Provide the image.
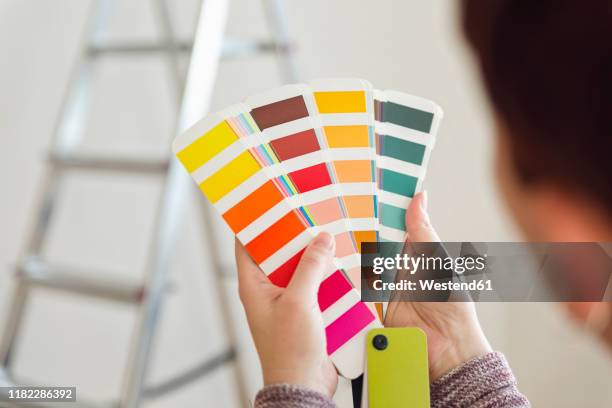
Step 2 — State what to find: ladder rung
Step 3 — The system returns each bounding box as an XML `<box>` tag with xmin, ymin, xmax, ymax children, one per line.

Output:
<box><xmin>87</xmin><ymin>41</ymin><xmax>192</xmax><ymax>57</ymax></box>
<box><xmin>49</xmin><ymin>153</ymin><xmax>168</xmax><ymax>175</ymax></box>
<box><xmin>221</xmin><ymin>39</ymin><xmax>292</xmax><ymax>59</ymax></box>
<box><xmin>85</xmin><ymin>39</ymin><xmax>292</xmax><ymax>60</ymax></box>
<box><xmin>143</xmin><ymin>349</ymin><xmax>235</xmax><ymax>399</ymax></box>
<box><xmin>1</xmin><ymin>349</ymin><xmax>233</xmax><ymax>407</ymax></box>
<box><xmin>18</xmin><ymin>260</ymin><xmax>144</xmax><ymax>304</ymax></box>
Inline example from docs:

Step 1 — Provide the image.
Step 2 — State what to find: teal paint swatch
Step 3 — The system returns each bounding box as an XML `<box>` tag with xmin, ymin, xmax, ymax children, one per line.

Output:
<box><xmin>381</xmin><ymin>135</ymin><xmax>426</xmax><ymax>165</ymax></box>
<box><xmin>380</xmin><ymin>169</ymin><xmax>417</xmax><ymax>197</ymax></box>
<box><xmin>380</xmin><ymin>203</ymin><xmax>406</xmax><ymax>230</ymax></box>
<box><xmin>383</xmin><ymin>102</ymin><xmax>434</xmax><ymax>133</ymax></box>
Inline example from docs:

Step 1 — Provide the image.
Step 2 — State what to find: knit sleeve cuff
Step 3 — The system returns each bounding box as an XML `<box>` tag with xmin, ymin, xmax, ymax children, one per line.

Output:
<box><xmin>254</xmin><ymin>384</ymin><xmax>336</xmax><ymax>408</ymax></box>
<box><xmin>430</xmin><ymin>351</ymin><xmax>530</xmax><ymax>408</ymax></box>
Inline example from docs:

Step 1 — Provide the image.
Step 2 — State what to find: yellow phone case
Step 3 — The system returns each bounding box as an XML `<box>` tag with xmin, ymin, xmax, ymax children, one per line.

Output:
<box><xmin>366</xmin><ymin>328</ymin><xmax>430</xmax><ymax>407</ymax></box>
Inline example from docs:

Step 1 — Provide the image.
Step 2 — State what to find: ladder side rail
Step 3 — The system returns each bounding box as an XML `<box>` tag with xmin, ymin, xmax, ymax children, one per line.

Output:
<box><xmin>118</xmin><ymin>0</ymin><xmax>235</xmax><ymax>406</ymax></box>
<box><xmin>262</xmin><ymin>0</ymin><xmax>299</xmax><ymax>82</ymax></box>
<box><xmin>0</xmin><ymin>0</ymin><xmax>109</xmax><ymax>369</ymax></box>
<box><xmin>189</xmin><ymin>1</ymin><xmax>301</xmax><ymax>404</ymax></box>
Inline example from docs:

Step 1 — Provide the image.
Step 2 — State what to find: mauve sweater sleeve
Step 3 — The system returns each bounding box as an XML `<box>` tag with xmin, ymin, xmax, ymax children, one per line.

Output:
<box><xmin>430</xmin><ymin>352</ymin><xmax>530</xmax><ymax>408</ymax></box>
<box><xmin>254</xmin><ymin>352</ymin><xmax>529</xmax><ymax>408</ymax></box>
<box><xmin>254</xmin><ymin>384</ymin><xmax>336</xmax><ymax>408</ymax></box>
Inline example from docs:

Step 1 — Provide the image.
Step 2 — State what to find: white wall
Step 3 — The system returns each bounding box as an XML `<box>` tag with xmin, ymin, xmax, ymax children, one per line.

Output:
<box><xmin>0</xmin><ymin>0</ymin><xmax>610</xmax><ymax>406</ymax></box>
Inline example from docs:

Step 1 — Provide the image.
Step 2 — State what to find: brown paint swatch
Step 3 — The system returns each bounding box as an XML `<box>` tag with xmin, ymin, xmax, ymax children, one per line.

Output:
<box><xmin>250</xmin><ymin>95</ymin><xmax>309</xmax><ymax>130</ymax></box>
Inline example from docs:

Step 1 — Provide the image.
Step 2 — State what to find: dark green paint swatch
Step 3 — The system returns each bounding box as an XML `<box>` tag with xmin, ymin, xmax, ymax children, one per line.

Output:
<box><xmin>383</xmin><ymin>102</ymin><xmax>434</xmax><ymax>133</ymax></box>
<box><xmin>379</xmin><ymin>203</ymin><xmax>406</xmax><ymax>230</ymax></box>
<box><xmin>380</xmin><ymin>169</ymin><xmax>417</xmax><ymax>197</ymax></box>
<box><xmin>381</xmin><ymin>135</ymin><xmax>426</xmax><ymax>165</ymax></box>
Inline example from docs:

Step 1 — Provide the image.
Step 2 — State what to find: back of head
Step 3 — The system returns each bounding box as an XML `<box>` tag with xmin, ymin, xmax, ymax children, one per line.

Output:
<box><xmin>461</xmin><ymin>0</ymin><xmax>612</xmax><ymax>216</ymax></box>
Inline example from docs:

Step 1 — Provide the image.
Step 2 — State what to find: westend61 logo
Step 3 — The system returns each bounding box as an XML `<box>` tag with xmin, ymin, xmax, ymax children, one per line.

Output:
<box><xmin>369</xmin><ymin>252</ymin><xmax>492</xmax><ymax>293</ymax></box>
<box><xmin>361</xmin><ymin>242</ymin><xmax>612</xmax><ymax>302</ymax></box>
<box><xmin>362</xmin><ymin>243</ymin><xmax>493</xmax><ymax>296</ymax></box>
<box><xmin>372</xmin><ymin>253</ymin><xmax>487</xmax><ymax>275</ymax></box>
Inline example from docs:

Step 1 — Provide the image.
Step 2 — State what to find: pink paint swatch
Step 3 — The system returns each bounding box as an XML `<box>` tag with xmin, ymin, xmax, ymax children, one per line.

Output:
<box><xmin>318</xmin><ymin>270</ymin><xmax>353</xmax><ymax>312</ymax></box>
<box><xmin>325</xmin><ymin>301</ymin><xmax>375</xmax><ymax>355</ymax></box>
<box><xmin>308</xmin><ymin>198</ymin><xmax>343</xmax><ymax>225</ymax></box>
<box><xmin>334</xmin><ymin>231</ymin><xmax>356</xmax><ymax>258</ymax></box>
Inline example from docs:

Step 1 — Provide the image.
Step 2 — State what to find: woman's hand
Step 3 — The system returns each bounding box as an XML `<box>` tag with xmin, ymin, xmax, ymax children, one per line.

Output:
<box><xmin>235</xmin><ymin>232</ymin><xmax>338</xmax><ymax>397</ymax></box>
<box><xmin>384</xmin><ymin>192</ymin><xmax>493</xmax><ymax>381</ymax></box>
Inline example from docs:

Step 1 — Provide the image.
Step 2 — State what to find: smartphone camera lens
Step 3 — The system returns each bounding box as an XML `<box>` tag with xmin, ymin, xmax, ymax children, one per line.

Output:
<box><xmin>372</xmin><ymin>334</ymin><xmax>388</xmax><ymax>350</ymax></box>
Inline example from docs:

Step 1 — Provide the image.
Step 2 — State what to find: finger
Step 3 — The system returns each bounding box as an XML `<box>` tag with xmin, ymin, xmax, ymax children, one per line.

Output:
<box><xmin>235</xmin><ymin>239</ymin><xmax>269</xmax><ymax>302</ymax></box>
<box><xmin>405</xmin><ymin>191</ymin><xmax>440</xmax><ymax>242</ymax></box>
<box><xmin>285</xmin><ymin>232</ymin><xmax>335</xmax><ymax>303</ymax></box>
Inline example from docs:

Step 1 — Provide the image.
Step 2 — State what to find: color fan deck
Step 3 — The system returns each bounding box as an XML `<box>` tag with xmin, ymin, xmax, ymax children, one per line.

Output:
<box><xmin>173</xmin><ymin>78</ymin><xmax>443</xmax><ymax>378</ymax></box>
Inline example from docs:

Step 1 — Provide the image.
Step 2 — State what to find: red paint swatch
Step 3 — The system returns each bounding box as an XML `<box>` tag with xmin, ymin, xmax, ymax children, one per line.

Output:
<box><xmin>270</xmin><ymin>129</ymin><xmax>320</xmax><ymax>161</ymax></box>
<box><xmin>246</xmin><ymin>211</ymin><xmax>306</xmax><ymax>264</ymax></box>
<box><xmin>250</xmin><ymin>96</ymin><xmax>309</xmax><ymax>130</ymax></box>
<box><xmin>289</xmin><ymin>163</ymin><xmax>332</xmax><ymax>193</ymax></box>
<box><xmin>318</xmin><ymin>270</ymin><xmax>353</xmax><ymax>311</ymax></box>
<box><xmin>268</xmin><ymin>248</ymin><xmax>305</xmax><ymax>287</ymax></box>
<box><xmin>325</xmin><ymin>302</ymin><xmax>375</xmax><ymax>355</ymax></box>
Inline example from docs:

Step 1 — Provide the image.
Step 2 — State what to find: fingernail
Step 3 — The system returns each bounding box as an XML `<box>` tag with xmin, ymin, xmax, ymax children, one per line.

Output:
<box><xmin>313</xmin><ymin>232</ymin><xmax>334</xmax><ymax>251</ymax></box>
<box><xmin>420</xmin><ymin>191</ymin><xmax>428</xmax><ymax>212</ymax></box>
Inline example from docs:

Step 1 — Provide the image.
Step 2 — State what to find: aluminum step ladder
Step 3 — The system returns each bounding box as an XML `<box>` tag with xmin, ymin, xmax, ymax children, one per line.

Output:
<box><xmin>0</xmin><ymin>0</ymin><xmax>297</xmax><ymax>407</ymax></box>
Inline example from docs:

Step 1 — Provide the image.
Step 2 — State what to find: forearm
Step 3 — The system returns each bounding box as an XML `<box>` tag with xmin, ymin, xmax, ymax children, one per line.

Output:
<box><xmin>254</xmin><ymin>352</ymin><xmax>528</xmax><ymax>408</ymax></box>
<box><xmin>254</xmin><ymin>384</ymin><xmax>336</xmax><ymax>408</ymax></box>
<box><xmin>431</xmin><ymin>352</ymin><xmax>529</xmax><ymax>408</ymax></box>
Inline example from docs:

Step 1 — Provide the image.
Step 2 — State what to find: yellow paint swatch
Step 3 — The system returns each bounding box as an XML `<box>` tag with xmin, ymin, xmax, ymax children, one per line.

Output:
<box><xmin>177</xmin><ymin>121</ymin><xmax>238</xmax><ymax>172</ymax></box>
<box><xmin>314</xmin><ymin>91</ymin><xmax>366</xmax><ymax>113</ymax></box>
<box><xmin>199</xmin><ymin>150</ymin><xmax>261</xmax><ymax>203</ymax></box>
<box><xmin>324</xmin><ymin>125</ymin><xmax>369</xmax><ymax>148</ymax></box>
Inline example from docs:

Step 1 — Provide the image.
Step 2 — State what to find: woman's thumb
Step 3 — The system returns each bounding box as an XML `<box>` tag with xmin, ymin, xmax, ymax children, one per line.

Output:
<box><xmin>286</xmin><ymin>232</ymin><xmax>335</xmax><ymax>302</ymax></box>
<box><xmin>405</xmin><ymin>191</ymin><xmax>440</xmax><ymax>242</ymax></box>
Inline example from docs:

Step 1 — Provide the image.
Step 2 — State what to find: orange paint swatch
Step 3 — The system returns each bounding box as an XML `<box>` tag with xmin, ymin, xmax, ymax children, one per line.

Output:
<box><xmin>333</xmin><ymin>160</ymin><xmax>373</xmax><ymax>183</ymax></box>
<box><xmin>246</xmin><ymin>211</ymin><xmax>307</xmax><ymax>264</ymax></box>
<box><xmin>343</xmin><ymin>195</ymin><xmax>375</xmax><ymax>218</ymax></box>
<box><xmin>222</xmin><ymin>180</ymin><xmax>285</xmax><ymax>233</ymax></box>
<box><xmin>353</xmin><ymin>230</ymin><xmax>377</xmax><ymax>253</ymax></box>
<box><xmin>324</xmin><ymin>125</ymin><xmax>370</xmax><ymax>148</ymax></box>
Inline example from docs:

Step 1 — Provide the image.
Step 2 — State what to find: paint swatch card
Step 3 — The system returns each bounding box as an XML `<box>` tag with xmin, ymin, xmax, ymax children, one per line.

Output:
<box><xmin>173</xmin><ymin>99</ymin><xmax>380</xmax><ymax>379</ymax></box>
<box><xmin>244</xmin><ymin>85</ymin><xmax>359</xmax><ymax>275</ymax></box>
<box><xmin>172</xmin><ymin>79</ymin><xmax>442</xmax><ymax>379</ymax></box>
<box><xmin>310</xmin><ymin>78</ymin><xmax>378</xmax><ymax>287</ymax></box>
<box><xmin>374</xmin><ymin>90</ymin><xmax>443</xmax><ymax>242</ymax></box>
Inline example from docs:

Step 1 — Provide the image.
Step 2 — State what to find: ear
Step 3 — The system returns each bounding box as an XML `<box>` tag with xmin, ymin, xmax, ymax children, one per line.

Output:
<box><xmin>565</xmin><ymin>302</ymin><xmax>599</xmax><ymax>322</ymax></box>
<box><xmin>524</xmin><ymin>186</ymin><xmax>612</xmax><ymax>241</ymax></box>
<box><xmin>565</xmin><ymin>302</ymin><xmax>611</xmax><ymax>336</ymax></box>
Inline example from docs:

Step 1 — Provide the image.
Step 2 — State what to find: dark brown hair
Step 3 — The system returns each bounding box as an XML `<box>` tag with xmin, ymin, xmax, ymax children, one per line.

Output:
<box><xmin>462</xmin><ymin>0</ymin><xmax>612</xmax><ymax>211</ymax></box>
